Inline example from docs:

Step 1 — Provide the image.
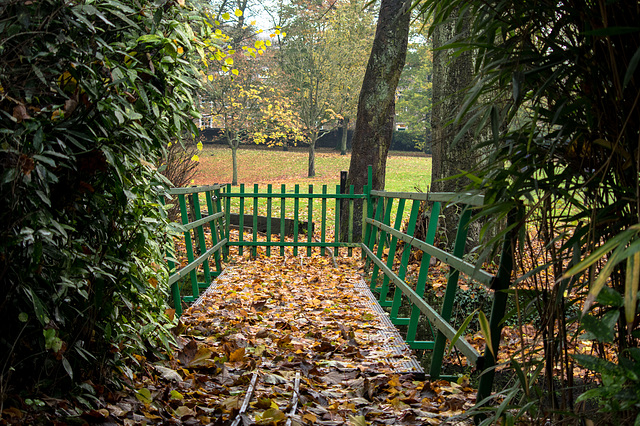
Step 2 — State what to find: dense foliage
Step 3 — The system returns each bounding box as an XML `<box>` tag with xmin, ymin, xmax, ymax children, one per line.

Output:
<box><xmin>417</xmin><ymin>0</ymin><xmax>640</xmax><ymax>422</ymax></box>
<box><xmin>0</xmin><ymin>0</ymin><xmax>213</xmax><ymax>401</ymax></box>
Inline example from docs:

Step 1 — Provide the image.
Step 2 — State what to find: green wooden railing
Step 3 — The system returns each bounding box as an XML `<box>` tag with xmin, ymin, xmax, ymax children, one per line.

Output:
<box><xmin>220</xmin><ymin>182</ymin><xmax>367</xmax><ymax>258</ymax></box>
<box><xmin>359</xmin><ymin>164</ymin><xmax>517</xmax><ymax>405</ymax></box>
<box><xmin>166</xmin><ymin>184</ymin><xmax>227</xmax><ymax>317</ymax></box>
<box><xmin>165</xmin><ymin>167</ymin><xmax>518</xmax><ymax>403</ymax></box>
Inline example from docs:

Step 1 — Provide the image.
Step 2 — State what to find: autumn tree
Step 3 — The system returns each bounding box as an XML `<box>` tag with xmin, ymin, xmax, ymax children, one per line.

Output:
<box><xmin>345</xmin><ymin>0</ymin><xmax>411</xmax><ymax>240</ymax></box>
<box><xmin>323</xmin><ymin>0</ymin><xmax>377</xmax><ymax>155</ymax></box>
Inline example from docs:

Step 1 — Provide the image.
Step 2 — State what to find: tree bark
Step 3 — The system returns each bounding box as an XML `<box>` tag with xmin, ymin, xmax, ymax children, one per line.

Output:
<box><xmin>340</xmin><ymin>117</ymin><xmax>348</xmax><ymax>155</ymax></box>
<box><xmin>343</xmin><ymin>0</ymin><xmax>411</xmax><ymax>241</ymax></box>
<box><xmin>308</xmin><ymin>130</ymin><xmax>317</xmax><ymax>177</ymax></box>
<box><xmin>430</xmin><ymin>10</ymin><xmax>475</xmax><ymax>247</ymax></box>
<box><xmin>226</xmin><ymin>132</ymin><xmax>239</xmax><ymax>186</ymax></box>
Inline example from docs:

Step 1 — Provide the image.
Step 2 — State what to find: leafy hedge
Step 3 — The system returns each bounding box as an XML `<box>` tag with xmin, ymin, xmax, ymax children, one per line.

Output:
<box><xmin>0</xmin><ymin>0</ymin><xmax>208</xmax><ymax>398</ymax></box>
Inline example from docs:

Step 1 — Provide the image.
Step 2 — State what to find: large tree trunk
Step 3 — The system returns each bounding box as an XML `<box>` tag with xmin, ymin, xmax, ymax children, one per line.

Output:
<box><xmin>343</xmin><ymin>0</ymin><xmax>411</xmax><ymax>241</ymax></box>
<box><xmin>430</xmin><ymin>10</ymin><xmax>475</xmax><ymax>248</ymax></box>
<box><xmin>308</xmin><ymin>130</ymin><xmax>317</xmax><ymax>177</ymax></box>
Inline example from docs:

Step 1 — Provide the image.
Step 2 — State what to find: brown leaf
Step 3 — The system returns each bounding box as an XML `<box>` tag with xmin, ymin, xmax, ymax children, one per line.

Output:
<box><xmin>12</xmin><ymin>104</ymin><xmax>30</xmax><ymax>122</ymax></box>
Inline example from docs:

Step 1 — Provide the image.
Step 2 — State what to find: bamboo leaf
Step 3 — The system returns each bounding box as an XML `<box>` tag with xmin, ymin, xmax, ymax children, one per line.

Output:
<box><xmin>625</xmin><ymin>252</ymin><xmax>640</xmax><ymax>325</ymax></box>
<box><xmin>478</xmin><ymin>310</ymin><xmax>493</xmax><ymax>357</ymax></box>
<box><xmin>446</xmin><ymin>309</ymin><xmax>477</xmax><ymax>356</ymax></box>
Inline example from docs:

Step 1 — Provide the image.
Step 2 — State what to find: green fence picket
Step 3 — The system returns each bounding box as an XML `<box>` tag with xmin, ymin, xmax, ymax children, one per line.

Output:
<box><xmin>307</xmin><ymin>185</ymin><xmax>313</xmax><ymax>257</ymax></box>
<box><xmin>266</xmin><ymin>184</ymin><xmax>272</xmax><ymax>257</ymax></box>
<box><xmin>252</xmin><ymin>183</ymin><xmax>258</xmax><ymax>258</ymax></box>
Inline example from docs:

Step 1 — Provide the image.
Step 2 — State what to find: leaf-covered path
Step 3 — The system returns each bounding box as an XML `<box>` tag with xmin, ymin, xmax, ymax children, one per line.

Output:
<box><xmin>121</xmin><ymin>254</ymin><xmax>476</xmax><ymax>425</ymax></box>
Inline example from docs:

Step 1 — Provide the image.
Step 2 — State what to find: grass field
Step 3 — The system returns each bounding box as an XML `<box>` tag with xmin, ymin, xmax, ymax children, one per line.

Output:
<box><xmin>193</xmin><ymin>145</ymin><xmax>433</xmax><ymax>192</ymax></box>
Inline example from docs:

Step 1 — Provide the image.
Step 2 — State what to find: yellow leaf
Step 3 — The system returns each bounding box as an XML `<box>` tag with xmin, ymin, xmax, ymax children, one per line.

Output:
<box><xmin>196</xmin><ymin>142</ymin><xmax>203</xmax><ymax>151</ymax></box>
<box><xmin>275</xmin><ymin>29</ymin><xmax>281</xmax><ymax>35</ymax></box>
<box><xmin>207</xmin><ymin>75</ymin><xmax>213</xmax><ymax>81</ymax></box>
<box><xmin>250</xmin><ymin>20</ymin><xmax>256</xmax><ymax>25</ymax></box>
<box><xmin>302</xmin><ymin>413</ymin><xmax>317</xmax><ymax>423</ymax></box>
<box><xmin>265</xmin><ymin>40</ymin><xmax>272</xmax><ymax>47</ymax></box>
<box><xmin>229</xmin><ymin>347</ymin><xmax>245</xmax><ymax>362</ymax></box>
<box><xmin>231</xmin><ymin>69</ymin><xmax>239</xmax><ymax>76</ymax></box>
<box><xmin>177</xmin><ymin>47</ymin><xmax>184</xmax><ymax>54</ymax></box>
<box><xmin>234</xmin><ymin>9</ymin><xmax>242</xmax><ymax>17</ymax></box>
<box><xmin>191</xmin><ymin>154</ymin><xmax>199</xmax><ymax>162</ymax></box>
<box><xmin>282</xmin><ymin>32</ymin><xmax>287</xmax><ymax>37</ymax></box>
<box><xmin>222</xmin><ymin>12</ymin><xmax>230</xmax><ymax>20</ymax></box>
<box><xmin>225</xmin><ymin>57</ymin><xmax>233</xmax><ymax>65</ymax></box>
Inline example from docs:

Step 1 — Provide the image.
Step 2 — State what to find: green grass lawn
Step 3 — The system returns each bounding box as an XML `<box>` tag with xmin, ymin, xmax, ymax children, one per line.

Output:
<box><xmin>193</xmin><ymin>144</ymin><xmax>432</xmax><ymax>192</ymax></box>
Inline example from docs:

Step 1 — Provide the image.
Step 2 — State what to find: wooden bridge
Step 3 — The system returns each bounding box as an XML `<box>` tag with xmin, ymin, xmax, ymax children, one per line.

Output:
<box><xmin>163</xmin><ymin>166</ymin><xmax>517</xmax><ymax>424</ymax></box>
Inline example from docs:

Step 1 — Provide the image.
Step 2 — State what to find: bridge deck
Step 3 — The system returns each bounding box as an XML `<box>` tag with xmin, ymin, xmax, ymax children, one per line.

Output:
<box><xmin>171</xmin><ymin>254</ymin><xmax>475</xmax><ymax>425</ymax></box>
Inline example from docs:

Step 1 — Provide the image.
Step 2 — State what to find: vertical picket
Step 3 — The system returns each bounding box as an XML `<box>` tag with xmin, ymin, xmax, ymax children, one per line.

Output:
<box><xmin>347</xmin><ymin>185</ymin><xmax>354</xmax><ymax>257</ymax></box>
<box><xmin>334</xmin><ymin>184</ymin><xmax>341</xmax><ymax>257</ymax></box>
<box><xmin>321</xmin><ymin>185</ymin><xmax>327</xmax><ymax>256</ymax></box>
<box><xmin>370</xmin><ymin>198</ymin><xmax>394</xmax><ymax>292</ymax></box>
<box><xmin>191</xmin><ymin>192</ymin><xmax>212</xmax><ymax>288</ymax></box>
<box><xmin>252</xmin><ymin>184</ymin><xmax>258</xmax><ymax>258</ymax></box>
<box><xmin>406</xmin><ymin>201</ymin><xmax>441</xmax><ymax>346</ymax></box>
<box><xmin>280</xmin><ymin>184</ymin><xmax>286</xmax><ymax>256</ymax></box>
<box><xmin>206</xmin><ymin>190</ymin><xmax>222</xmax><ymax>273</ymax></box>
<box><xmin>266</xmin><ymin>184</ymin><xmax>272</xmax><ymax>257</ymax></box>
<box><xmin>307</xmin><ymin>185</ymin><xmax>313</xmax><ymax>257</ymax></box>
<box><xmin>225</xmin><ymin>184</ymin><xmax>231</xmax><ymax>258</ymax></box>
<box><xmin>378</xmin><ymin>199</ymin><xmax>405</xmax><ymax>305</ymax></box>
<box><xmin>238</xmin><ymin>183</ymin><xmax>245</xmax><ymax>256</ymax></box>
<box><xmin>429</xmin><ymin>207</ymin><xmax>472</xmax><ymax>378</ymax></box>
<box><xmin>390</xmin><ymin>199</ymin><xmax>420</xmax><ymax>323</ymax></box>
<box><xmin>293</xmin><ymin>184</ymin><xmax>299</xmax><ymax>257</ymax></box>
<box><xmin>178</xmin><ymin>194</ymin><xmax>199</xmax><ymax>299</ymax></box>
<box><xmin>365</xmin><ymin>196</ymin><xmax>384</xmax><ymax>271</ymax></box>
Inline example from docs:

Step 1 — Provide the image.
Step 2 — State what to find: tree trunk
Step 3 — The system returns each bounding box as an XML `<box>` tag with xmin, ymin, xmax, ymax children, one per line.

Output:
<box><xmin>308</xmin><ymin>131</ymin><xmax>317</xmax><ymax>177</ymax></box>
<box><xmin>340</xmin><ymin>117</ymin><xmax>348</xmax><ymax>155</ymax></box>
<box><xmin>343</xmin><ymin>0</ymin><xmax>411</xmax><ymax>241</ymax></box>
<box><xmin>430</xmin><ymin>10</ymin><xmax>475</xmax><ymax>247</ymax></box>
<box><xmin>227</xmin><ymin>132</ymin><xmax>239</xmax><ymax>186</ymax></box>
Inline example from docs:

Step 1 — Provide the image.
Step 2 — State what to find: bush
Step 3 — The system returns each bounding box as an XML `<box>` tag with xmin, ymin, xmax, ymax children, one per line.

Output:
<box><xmin>0</xmin><ymin>0</ymin><xmax>207</xmax><ymax>399</ymax></box>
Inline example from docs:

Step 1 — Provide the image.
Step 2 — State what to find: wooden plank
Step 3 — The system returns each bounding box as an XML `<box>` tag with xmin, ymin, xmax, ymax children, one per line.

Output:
<box><xmin>168</xmin><ymin>239</ymin><xmax>228</xmax><ymax>285</ymax></box>
<box><xmin>181</xmin><ymin>211</ymin><xmax>225</xmax><ymax>231</ymax></box>
<box><xmin>169</xmin><ymin>184</ymin><xmax>225</xmax><ymax>195</ymax></box>
<box><xmin>370</xmin><ymin>190</ymin><xmax>484</xmax><ymax>206</ymax></box>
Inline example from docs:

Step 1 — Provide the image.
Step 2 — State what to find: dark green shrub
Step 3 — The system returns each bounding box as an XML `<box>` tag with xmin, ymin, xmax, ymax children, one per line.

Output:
<box><xmin>0</xmin><ymin>0</ymin><xmax>211</xmax><ymax>399</ymax></box>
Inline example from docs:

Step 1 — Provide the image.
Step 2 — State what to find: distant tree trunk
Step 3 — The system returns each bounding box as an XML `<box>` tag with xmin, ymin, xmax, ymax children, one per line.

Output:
<box><xmin>340</xmin><ymin>117</ymin><xmax>349</xmax><ymax>155</ymax></box>
<box><xmin>343</xmin><ymin>0</ymin><xmax>411</xmax><ymax>241</ymax></box>
<box><xmin>308</xmin><ymin>130</ymin><xmax>317</xmax><ymax>177</ymax></box>
<box><xmin>226</xmin><ymin>131</ymin><xmax>239</xmax><ymax>185</ymax></box>
<box><xmin>430</xmin><ymin>10</ymin><xmax>475</xmax><ymax>247</ymax></box>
